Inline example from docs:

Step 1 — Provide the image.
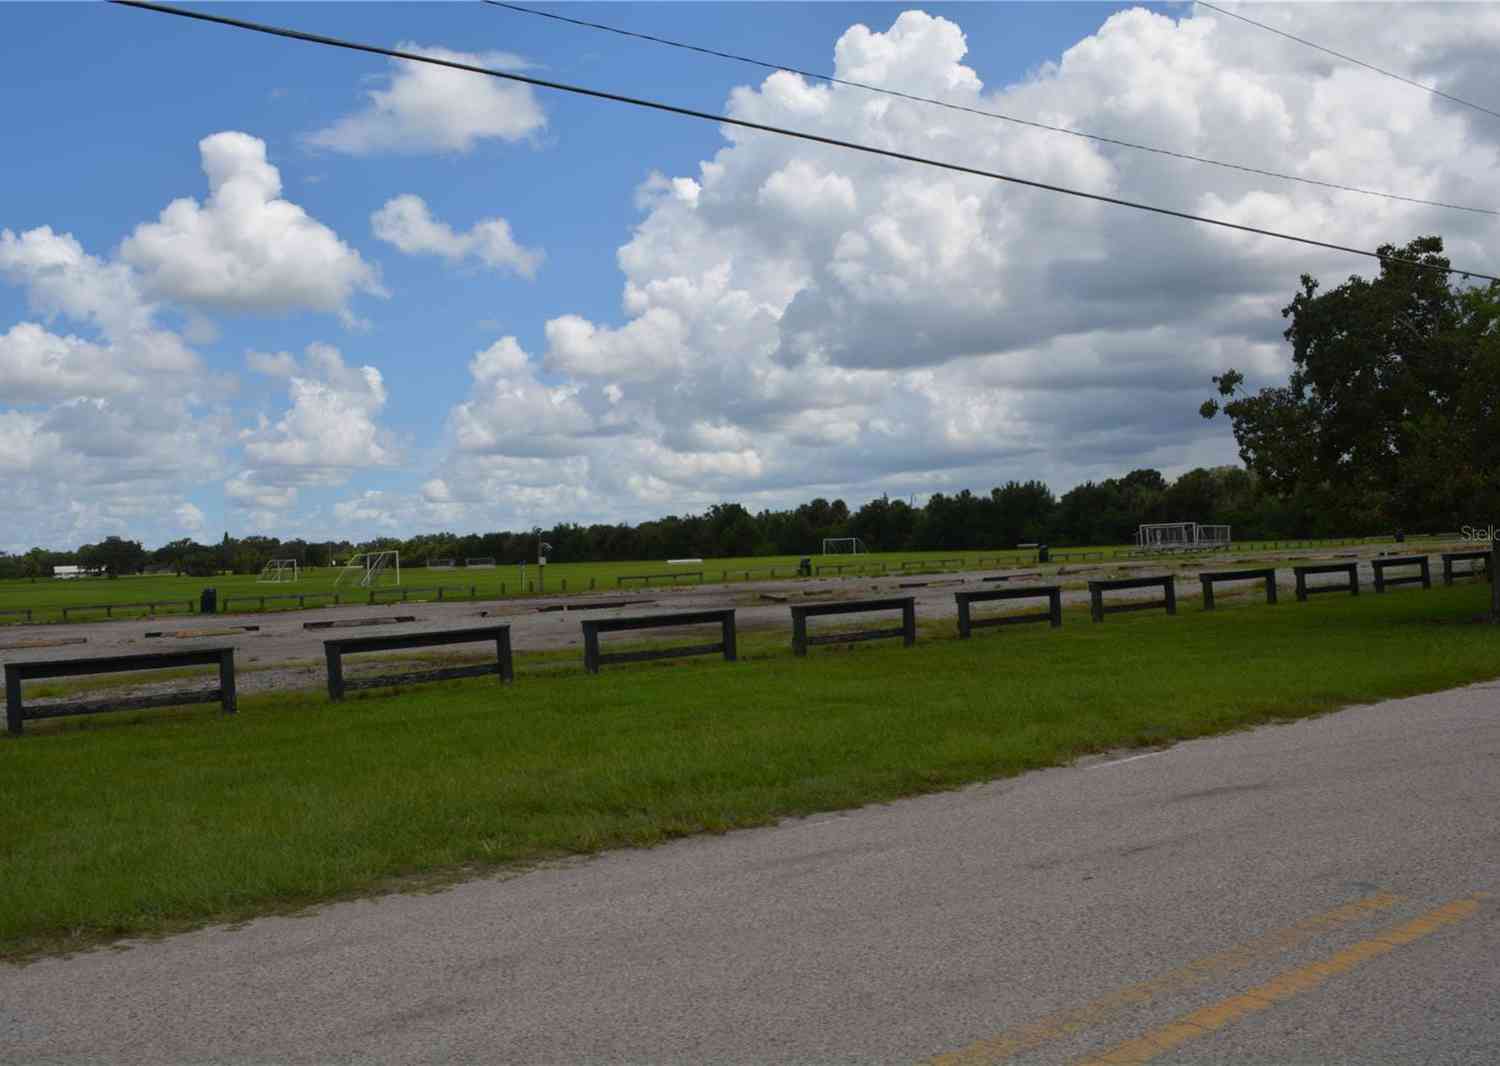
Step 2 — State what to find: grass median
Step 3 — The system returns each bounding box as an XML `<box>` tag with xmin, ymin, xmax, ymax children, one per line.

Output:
<box><xmin>2</xmin><ymin>583</ymin><xmax>1497</xmax><ymax>961</ymax></box>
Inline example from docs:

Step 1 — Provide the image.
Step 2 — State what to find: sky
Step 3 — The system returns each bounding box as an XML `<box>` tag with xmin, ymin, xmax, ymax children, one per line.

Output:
<box><xmin>3</xmin><ymin>2</ymin><xmax>1499</xmax><ymax>553</ymax></box>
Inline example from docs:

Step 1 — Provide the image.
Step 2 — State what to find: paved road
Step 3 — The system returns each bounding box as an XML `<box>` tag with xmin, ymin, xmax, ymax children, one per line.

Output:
<box><xmin>4</xmin><ymin>682</ymin><xmax>1498</xmax><ymax>1064</ymax></box>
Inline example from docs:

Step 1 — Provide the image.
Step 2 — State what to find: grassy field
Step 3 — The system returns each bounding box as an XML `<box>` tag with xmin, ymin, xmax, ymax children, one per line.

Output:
<box><xmin>0</xmin><ymin>534</ymin><xmax>1468</xmax><ymax>623</ymax></box>
<box><xmin>2</xmin><ymin>581</ymin><xmax>1496</xmax><ymax>961</ymax></box>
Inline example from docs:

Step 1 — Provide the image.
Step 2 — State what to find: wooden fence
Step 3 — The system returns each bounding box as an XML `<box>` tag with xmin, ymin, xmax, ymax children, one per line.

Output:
<box><xmin>5</xmin><ymin>647</ymin><xmax>235</xmax><ymax>735</ymax></box>
<box><xmin>1440</xmin><ymin>551</ymin><xmax>1490</xmax><ymax>585</ymax></box>
<box><xmin>1294</xmin><ymin>563</ymin><xmax>1359</xmax><ymax>601</ymax></box>
<box><xmin>790</xmin><ymin>597</ymin><xmax>916</xmax><ymax>656</ymax></box>
<box><xmin>582</xmin><ymin>609</ymin><xmax>737</xmax><ymax>673</ymax></box>
<box><xmin>0</xmin><ymin>608</ymin><xmax>34</xmax><ymax>625</ymax></box>
<box><xmin>368</xmin><ymin>585</ymin><xmax>477</xmax><ymax>605</ymax></box>
<box><xmin>323</xmin><ymin>625</ymin><xmax>513</xmax><ymax>700</ymax></box>
<box><xmin>1371</xmin><ymin>556</ymin><xmax>1431</xmax><ymax>593</ymax></box>
<box><xmin>616</xmin><ymin>571</ymin><xmax>704</xmax><ymax>588</ymax></box>
<box><xmin>1088</xmin><ymin>576</ymin><xmax>1176</xmax><ymax>622</ymax></box>
<box><xmin>1198</xmin><ymin>568</ymin><xmax>1277</xmax><ymax>610</ymax></box>
<box><xmin>955</xmin><ymin>587</ymin><xmax>1061</xmax><ymax>637</ymax></box>
<box><xmin>59</xmin><ymin>600</ymin><xmax>194</xmax><ymax>622</ymax></box>
<box><xmin>223</xmin><ymin>592</ymin><xmax>340</xmax><ymax>612</ymax></box>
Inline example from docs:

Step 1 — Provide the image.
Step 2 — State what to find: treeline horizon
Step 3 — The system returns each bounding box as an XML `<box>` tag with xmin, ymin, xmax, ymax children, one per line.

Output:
<box><xmin>0</xmin><ymin>464</ymin><xmax>1437</xmax><ymax>579</ymax></box>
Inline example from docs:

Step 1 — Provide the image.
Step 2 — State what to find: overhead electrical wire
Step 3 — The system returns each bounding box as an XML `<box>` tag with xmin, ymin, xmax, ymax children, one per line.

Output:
<box><xmin>1197</xmin><ymin>0</ymin><xmax>1500</xmax><ymax>122</ymax></box>
<box><xmin>111</xmin><ymin>0</ymin><xmax>1500</xmax><ymax>284</ymax></box>
<box><xmin>482</xmin><ymin>0</ymin><xmax>1495</xmax><ymax>218</ymax></box>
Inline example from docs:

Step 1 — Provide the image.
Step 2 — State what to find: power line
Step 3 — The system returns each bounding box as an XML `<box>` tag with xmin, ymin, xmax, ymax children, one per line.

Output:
<box><xmin>111</xmin><ymin>0</ymin><xmax>1500</xmax><ymax>284</ymax></box>
<box><xmin>482</xmin><ymin>0</ymin><xmax>1495</xmax><ymax>218</ymax></box>
<box><xmin>1198</xmin><ymin>1</ymin><xmax>1500</xmax><ymax>122</ymax></box>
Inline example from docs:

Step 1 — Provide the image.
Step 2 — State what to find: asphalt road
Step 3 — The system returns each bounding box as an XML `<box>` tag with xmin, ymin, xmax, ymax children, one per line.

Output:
<box><xmin>3</xmin><ymin>681</ymin><xmax>1498</xmax><ymax>1064</ymax></box>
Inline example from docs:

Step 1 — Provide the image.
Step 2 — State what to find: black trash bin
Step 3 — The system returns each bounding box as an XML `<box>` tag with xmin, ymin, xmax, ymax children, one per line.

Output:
<box><xmin>199</xmin><ymin>587</ymin><xmax>217</xmax><ymax>615</ymax></box>
<box><xmin>798</xmin><ymin>557</ymin><xmax>813</xmax><ymax>577</ymax></box>
<box><xmin>1395</xmin><ymin>530</ymin><xmax>1406</xmax><ymax>543</ymax></box>
<box><xmin>1037</xmin><ymin>545</ymin><xmax>1051</xmax><ymax>563</ymax></box>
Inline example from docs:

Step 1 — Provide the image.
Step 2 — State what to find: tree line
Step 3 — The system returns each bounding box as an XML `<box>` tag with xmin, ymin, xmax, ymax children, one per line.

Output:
<box><xmin>0</xmin><ymin>464</ymin><xmax>1420</xmax><ymax>580</ymax></box>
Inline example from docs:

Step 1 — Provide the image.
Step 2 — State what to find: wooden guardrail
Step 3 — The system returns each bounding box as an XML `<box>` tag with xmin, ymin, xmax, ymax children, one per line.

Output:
<box><xmin>0</xmin><ymin>608</ymin><xmax>34</xmax><ymax>625</ymax></box>
<box><xmin>5</xmin><ymin>647</ymin><xmax>236</xmax><ymax>735</ymax></box>
<box><xmin>1198</xmin><ymin>568</ymin><xmax>1277</xmax><ymax>610</ymax></box>
<box><xmin>955</xmin><ymin>586</ymin><xmax>1061</xmax><ymax>637</ymax></box>
<box><xmin>59</xmin><ymin>600</ymin><xmax>194</xmax><ymax>622</ymax></box>
<box><xmin>223</xmin><ymin>592</ymin><xmax>341</xmax><ymax>612</ymax></box>
<box><xmin>1293</xmin><ymin>562</ymin><xmax>1359</xmax><ymax>601</ymax></box>
<box><xmin>1440</xmin><ymin>551</ymin><xmax>1490</xmax><ymax>585</ymax></box>
<box><xmin>368</xmin><ymin>585</ymin><xmax>476</xmax><ymax>604</ymax></box>
<box><xmin>1088</xmin><ymin>576</ymin><xmax>1176</xmax><ymax>622</ymax></box>
<box><xmin>582</xmin><ymin>609</ymin><xmax>736</xmax><ymax>673</ymax></box>
<box><xmin>616</xmin><ymin>571</ymin><xmax>704</xmax><ymax>588</ymax></box>
<box><xmin>789</xmin><ymin>597</ymin><xmax>916</xmax><ymax>656</ymax></box>
<box><xmin>322</xmin><ymin>625</ymin><xmax>513</xmax><ymax>700</ymax></box>
<box><xmin>1371</xmin><ymin>555</ymin><xmax>1431</xmax><ymax>593</ymax></box>
<box><xmin>900</xmin><ymin>559</ymin><xmax>962</xmax><ymax>572</ymax></box>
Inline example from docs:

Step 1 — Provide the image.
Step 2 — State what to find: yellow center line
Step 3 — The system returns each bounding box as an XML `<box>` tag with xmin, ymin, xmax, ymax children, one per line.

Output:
<box><xmin>926</xmin><ymin>892</ymin><xmax>1402</xmax><ymax>1066</ymax></box>
<box><xmin>1070</xmin><ymin>894</ymin><xmax>1488</xmax><ymax>1066</ymax></box>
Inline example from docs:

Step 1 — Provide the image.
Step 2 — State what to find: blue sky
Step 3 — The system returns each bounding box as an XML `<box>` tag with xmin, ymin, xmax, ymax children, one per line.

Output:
<box><xmin>4</xmin><ymin>2</ymin><xmax>1497</xmax><ymax>551</ymax></box>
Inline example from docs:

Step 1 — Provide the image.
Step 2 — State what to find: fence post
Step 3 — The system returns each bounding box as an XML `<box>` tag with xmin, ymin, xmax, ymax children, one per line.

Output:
<box><xmin>1265</xmin><ymin>572</ymin><xmax>1278</xmax><ymax>604</ymax></box>
<box><xmin>583</xmin><ymin>622</ymin><xmax>600</xmax><ymax>674</ymax></box>
<box><xmin>218</xmin><ymin>649</ymin><xmax>237</xmax><ymax>715</ymax></box>
<box><xmin>1089</xmin><ymin>586</ymin><xmax>1103</xmax><ymax>623</ymax></box>
<box><xmin>1295</xmin><ymin>570</ymin><xmax>1308</xmax><ymax>602</ymax></box>
<box><xmin>956</xmin><ymin>596</ymin><xmax>972</xmax><ymax>639</ymax></box>
<box><xmin>1164</xmin><ymin>578</ymin><xmax>1177</xmax><ymax>615</ymax></box>
<box><xmin>1200</xmin><ymin>575</ymin><xmax>1215</xmax><ymax>611</ymax></box>
<box><xmin>1374</xmin><ymin>564</ymin><xmax>1386</xmax><ymax>594</ymax></box>
<box><xmin>5</xmin><ymin>665</ymin><xmax>22</xmax><ymax>736</ymax></box>
<box><xmin>792</xmin><ymin>608</ymin><xmax>808</xmax><ymax>656</ymax></box>
<box><xmin>1048</xmin><ymin>587</ymin><xmax>1063</xmax><ymax>627</ymax></box>
<box><xmin>496</xmin><ymin>629</ymin><xmax>515</xmax><ymax>682</ymax></box>
<box><xmin>902</xmin><ymin>600</ymin><xmax>916</xmax><ymax>646</ymax></box>
<box><xmin>1419</xmin><ymin>557</ymin><xmax>1431</xmax><ymax>589</ymax></box>
<box><xmin>325</xmin><ymin>643</ymin><xmax>345</xmax><ymax>700</ymax></box>
<box><xmin>722</xmin><ymin>611</ymin><xmax>738</xmax><ymax>662</ymax></box>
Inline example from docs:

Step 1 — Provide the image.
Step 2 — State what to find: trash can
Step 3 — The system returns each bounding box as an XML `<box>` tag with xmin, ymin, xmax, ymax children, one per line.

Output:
<box><xmin>1394</xmin><ymin>530</ymin><xmax>1406</xmax><ymax>543</ymax></box>
<box><xmin>199</xmin><ymin>587</ymin><xmax>217</xmax><ymax>615</ymax></box>
<box><xmin>798</xmin><ymin>557</ymin><xmax>813</xmax><ymax>577</ymax></box>
<box><xmin>1037</xmin><ymin>545</ymin><xmax>1051</xmax><ymax>564</ymax></box>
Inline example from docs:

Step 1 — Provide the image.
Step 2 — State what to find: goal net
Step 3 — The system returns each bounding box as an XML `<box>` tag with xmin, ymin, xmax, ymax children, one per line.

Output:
<box><xmin>465</xmin><ymin>557</ymin><xmax>496</xmax><ymax>568</ymax></box>
<box><xmin>821</xmin><ymin>537</ymin><xmax>867</xmax><ymax>554</ymax></box>
<box><xmin>428</xmin><ymin>558</ymin><xmax>456</xmax><ymax>570</ymax></box>
<box><xmin>257</xmin><ymin>559</ymin><xmax>300</xmax><ymax>583</ymax></box>
<box><xmin>334</xmin><ymin>550</ymin><xmax>400</xmax><ymax>589</ymax></box>
<box><xmin>1197</xmin><ymin>524</ymin><xmax>1232</xmax><ymax>550</ymax></box>
<box><xmin>1136</xmin><ymin>522</ymin><xmax>1198</xmax><ymax>550</ymax></box>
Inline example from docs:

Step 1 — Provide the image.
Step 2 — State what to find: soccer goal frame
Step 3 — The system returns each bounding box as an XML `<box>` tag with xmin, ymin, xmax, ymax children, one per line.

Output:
<box><xmin>428</xmin><ymin>558</ymin><xmax>456</xmax><ymax>570</ymax></box>
<box><xmin>257</xmin><ymin>558</ymin><xmax>300</xmax><ymax>583</ymax></box>
<box><xmin>1197</xmin><ymin>524</ymin><xmax>1232</xmax><ymax>550</ymax></box>
<box><xmin>1136</xmin><ymin>522</ymin><xmax>1198</xmax><ymax>550</ymax></box>
<box><xmin>334</xmin><ymin>550</ymin><xmax>400</xmax><ymax>589</ymax></box>
<box><xmin>821</xmin><ymin>537</ymin><xmax>867</xmax><ymax>555</ymax></box>
<box><xmin>465</xmin><ymin>557</ymin><xmax>497</xmax><ymax>569</ymax></box>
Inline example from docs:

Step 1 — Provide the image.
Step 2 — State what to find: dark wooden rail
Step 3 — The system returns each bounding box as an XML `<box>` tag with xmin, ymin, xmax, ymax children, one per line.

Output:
<box><xmin>323</xmin><ymin>625</ymin><xmax>513</xmax><ymax>700</ymax></box>
<box><xmin>1371</xmin><ymin>555</ymin><xmax>1431</xmax><ymax>593</ymax></box>
<box><xmin>955</xmin><ymin>587</ymin><xmax>1061</xmax><ymax>637</ymax></box>
<box><xmin>368</xmin><ymin>585</ymin><xmax>476</xmax><ymax>604</ymax></box>
<box><xmin>616</xmin><ymin>571</ymin><xmax>704</xmax><ymax>588</ymax></box>
<box><xmin>58</xmin><ymin>600</ymin><xmax>194</xmax><ymax>621</ymax></box>
<box><xmin>1293</xmin><ymin>563</ymin><xmax>1359</xmax><ymax>601</ymax></box>
<box><xmin>5</xmin><ymin>647</ymin><xmax>235</xmax><ymax>735</ymax></box>
<box><xmin>582</xmin><ymin>609</ymin><xmax>736</xmax><ymax>673</ymax></box>
<box><xmin>790</xmin><ymin>597</ymin><xmax>916</xmax><ymax>656</ymax></box>
<box><xmin>1440</xmin><ymin>551</ymin><xmax>1490</xmax><ymax>585</ymax></box>
<box><xmin>1198</xmin><ymin>568</ymin><xmax>1277</xmax><ymax>610</ymax></box>
<box><xmin>0</xmin><ymin>608</ymin><xmax>34</xmax><ymax>624</ymax></box>
<box><xmin>1088</xmin><ymin>576</ymin><xmax>1176</xmax><ymax>622</ymax></box>
<box><xmin>900</xmin><ymin>559</ymin><xmax>962</xmax><ymax>572</ymax></box>
<box><xmin>223</xmin><ymin>592</ymin><xmax>341</xmax><ymax>612</ymax></box>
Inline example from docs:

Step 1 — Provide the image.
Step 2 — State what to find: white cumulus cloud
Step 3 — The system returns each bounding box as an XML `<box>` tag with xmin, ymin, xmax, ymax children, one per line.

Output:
<box><xmin>306</xmin><ymin>44</ymin><xmax>546</xmax><ymax>155</ymax></box>
<box><xmin>372</xmin><ymin>194</ymin><xmax>543</xmax><ymax>278</ymax></box>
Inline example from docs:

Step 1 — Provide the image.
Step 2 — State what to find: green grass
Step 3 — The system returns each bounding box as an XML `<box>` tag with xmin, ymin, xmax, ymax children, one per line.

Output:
<box><xmin>0</xmin><ymin>534</ymin><xmax>1470</xmax><ymax>621</ymax></box>
<box><xmin>2</xmin><ymin>583</ymin><xmax>1497</xmax><ymax>962</ymax></box>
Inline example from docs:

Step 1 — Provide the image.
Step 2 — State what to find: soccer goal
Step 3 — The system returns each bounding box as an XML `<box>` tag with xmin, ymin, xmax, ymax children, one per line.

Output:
<box><xmin>257</xmin><ymin>559</ymin><xmax>300</xmax><ymax>583</ymax></box>
<box><xmin>334</xmin><ymin>550</ymin><xmax>400</xmax><ymax>589</ymax></box>
<box><xmin>428</xmin><ymin>558</ymin><xmax>456</xmax><ymax>570</ymax></box>
<box><xmin>1136</xmin><ymin>522</ymin><xmax>1198</xmax><ymax>550</ymax></box>
<box><xmin>821</xmin><ymin>537</ymin><xmax>867</xmax><ymax>554</ymax></box>
<box><xmin>465</xmin><ymin>557</ymin><xmax>496</xmax><ymax>569</ymax></box>
<box><xmin>1198</xmin><ymin>524</ymin><xmax>1232</xmax><ymax>550</ymax></box>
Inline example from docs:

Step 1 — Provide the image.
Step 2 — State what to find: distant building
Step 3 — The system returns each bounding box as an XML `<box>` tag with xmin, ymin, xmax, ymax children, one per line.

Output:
<box><xmin>53</xmin><ymin>565</ymin><xmax>103</xmax><ymax>580</ymax></box>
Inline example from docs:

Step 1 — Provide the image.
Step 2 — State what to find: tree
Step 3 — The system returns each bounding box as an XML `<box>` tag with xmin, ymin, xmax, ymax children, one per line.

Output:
<box><xmin>1202</xmin><ymin>236</ymin><xmax>1500</xmax><ymax>531</ymax></box>
<box><xmin>78</xmin><ymin>536</ymin><xmax>147</xmax><ymax>577</ymax></box>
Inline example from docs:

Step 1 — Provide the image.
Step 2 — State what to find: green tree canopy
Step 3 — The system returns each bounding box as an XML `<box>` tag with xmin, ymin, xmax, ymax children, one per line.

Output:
<box><xmin>1202</xmin><ymin>236</ymin><xmax>1500</xmax><ymax>531</ymax></box>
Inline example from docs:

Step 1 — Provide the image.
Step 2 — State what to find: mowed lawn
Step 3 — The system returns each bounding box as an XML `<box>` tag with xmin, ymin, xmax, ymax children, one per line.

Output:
<box><xmin>2</xmin><ymin>583</ymin><xmax>1497</xmax><ymax>960</ymax></box>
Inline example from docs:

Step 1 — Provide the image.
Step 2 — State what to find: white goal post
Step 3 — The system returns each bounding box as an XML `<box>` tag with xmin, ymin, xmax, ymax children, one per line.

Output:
<box><xmin>257</xmin><ymin>558</ymin><xmax>300</xmax><ymax>583</ymax></box>
<box><xmin>821</xmin><ymin>537</ymin><xmax>867</xmax><ymax>554</ymax></box>
<box><xmin>334</xmin><ymin>550</ymin><xmax>400</xmax><ymax>589</ymax></box>
<box><xmin>1135</xmin><ymin>523</ymin><xmax>1232</xmax><ymax>550</ymax></box>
